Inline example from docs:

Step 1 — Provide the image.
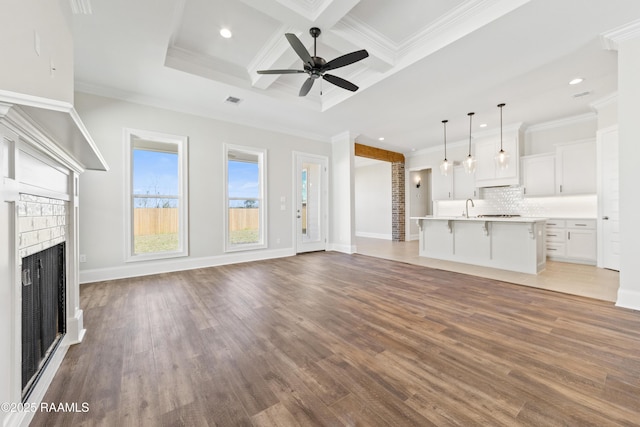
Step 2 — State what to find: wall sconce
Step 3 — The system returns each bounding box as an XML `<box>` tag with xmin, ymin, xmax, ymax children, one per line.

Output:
<box><xmin>416</xmin><ymin>179</ymin><xmax>421</xmax><ymax>188</ymax></box>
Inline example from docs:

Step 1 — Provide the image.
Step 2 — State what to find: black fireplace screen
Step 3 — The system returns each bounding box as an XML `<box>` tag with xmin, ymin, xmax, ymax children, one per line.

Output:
<box><xmin>21</xmin><ymin>242</ymin><xmax>66</xmax><ymax>397</ymax></box>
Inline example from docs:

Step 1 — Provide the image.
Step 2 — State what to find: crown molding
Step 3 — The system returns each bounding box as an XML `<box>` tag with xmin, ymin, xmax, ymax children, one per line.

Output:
<box><xmin>589</xmin><ymin>92</ymin><xmax>617</xmax><ymax>112</ymax></box>
<box><xmin>524</xmin><ymin>112</ymin><xmax>596</xmax><ymax>133</ymax></box>
<box><xmin>601</xmin><ymin>18</ymin><xmax>640</xmax><ymax>51</ymax></box>
<box><xmin>74</xmin><ymin>83</ymin><xmax>330</xmax><ymax>144</ymax></box>
<box><xmin>397</xmin><ymin>0</ymin><xmax>531</xmax><ymax>61</ymax></box>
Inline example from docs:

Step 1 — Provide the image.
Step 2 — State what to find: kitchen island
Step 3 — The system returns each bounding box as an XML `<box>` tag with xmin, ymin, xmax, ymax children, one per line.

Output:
<box><xmin>412</xmin><ymin>216</ymin><xmax>547</xmax><ymax>274</ymax></box>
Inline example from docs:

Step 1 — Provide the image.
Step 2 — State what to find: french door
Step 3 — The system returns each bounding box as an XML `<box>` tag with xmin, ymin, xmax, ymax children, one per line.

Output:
<box><xmin>294</xmin><ymin>153</ymin><xmax>328</xmax><ymax>253</ymax></box>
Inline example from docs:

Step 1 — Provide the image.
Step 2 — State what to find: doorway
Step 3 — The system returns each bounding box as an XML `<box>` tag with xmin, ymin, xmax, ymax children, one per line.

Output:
<box><xmin>295</xmin><ymin>153</ymin><xmax>328</xmax><ymax>253</ymax></box>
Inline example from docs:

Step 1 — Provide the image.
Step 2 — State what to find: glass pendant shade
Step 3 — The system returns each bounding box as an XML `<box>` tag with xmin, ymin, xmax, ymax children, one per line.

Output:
<box><xmin>440</xmin><ymin>158</ymin><xmax>451</xmax><ymax>176</ymax></box>
<box><xmin>464</xmin><ymin>112</ymin><xmax>476</xmax><ymax>174</ymax></box>
<box><xmin>440</xmin><ymin>119</ymin><xmax>450</xmax><ymax>176</ymax></box>
<box><xmin>495</xmin><ymin>148</ymin><xmax>509</xmax><ymax>169</ymax></box>
<box><xmin>496</xmin><ymin>103</ymin><xmax>508</xmax><ymax>170</ymax></box>
<box><xmin>463</xmin><ymin>154</ymin><xmax>476</xmax><ymax>173</ymax></box>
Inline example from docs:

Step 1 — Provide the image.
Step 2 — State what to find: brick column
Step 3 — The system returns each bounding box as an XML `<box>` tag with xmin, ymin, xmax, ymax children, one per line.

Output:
<box><xmin>391</xmin><ymin>162</ymin><xmax>405</xmax><ymax>241</ymax></box>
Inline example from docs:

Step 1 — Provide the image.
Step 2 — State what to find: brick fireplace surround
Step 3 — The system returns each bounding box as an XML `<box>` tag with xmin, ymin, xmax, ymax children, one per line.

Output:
<box><xmin>0</xmin><ymin>98</ymin><xmax>107</xmax><ymax>427</ymax></box>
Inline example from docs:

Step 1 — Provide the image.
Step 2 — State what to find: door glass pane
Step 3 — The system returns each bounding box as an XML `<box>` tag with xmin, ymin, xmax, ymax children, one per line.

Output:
<box><xmin>301</xmin><ymin>169</ymin><xmax>307</xmax><ymax>235</ymax></box>
<box><xmin>302</xmin><ymin>162</ymin><xmax>321</xmax><ymax>242</ymax></box>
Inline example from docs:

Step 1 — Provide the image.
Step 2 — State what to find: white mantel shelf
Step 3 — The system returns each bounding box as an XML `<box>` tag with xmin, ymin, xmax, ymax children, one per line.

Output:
<box><xmin>0</xmin><ymin>90</ymin><xmax>108</xmax><ymax>172</ymax></box>
<box><xmin>412</xmin><ymin>216</ymin><xmax>547</xmax><ymax>274</ymax></box>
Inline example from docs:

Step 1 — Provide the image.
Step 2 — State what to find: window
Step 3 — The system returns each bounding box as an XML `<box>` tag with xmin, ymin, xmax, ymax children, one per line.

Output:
<box><xmin>224</xmin><ymin>144</ymin><xmax>267</xmax><ymax>251</ymax></box>
<box><xmin>125</xmin><ymin>129</ymin><xmax>188</xmax><ymax>261</ymax></box>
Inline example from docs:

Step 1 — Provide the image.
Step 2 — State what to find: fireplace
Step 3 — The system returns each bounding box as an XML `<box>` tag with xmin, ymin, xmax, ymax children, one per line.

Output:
<box><xmin>17</xmin><ymin>193</ymin><xmax>69</xmax><ymax>399</ymax></box>
<box><xmin>21</xmin><ymin>243</ymin><xmax>66</xmax><ymax>399</ymax></box>
<box><xmin>1</xmin><ymin>99</ymin><xmax>107</xmax><ymax>427</ymax></box>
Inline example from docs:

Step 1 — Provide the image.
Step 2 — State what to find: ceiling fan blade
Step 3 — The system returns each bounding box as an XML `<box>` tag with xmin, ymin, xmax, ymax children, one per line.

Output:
<box><xmin>285</xmin><ymin>33</ymin><xmax>314</xmax><ymax>67</ymax></box>
<box><xmin>322</xmin><ymin>50</ymin><xmax>369</xmax><ymax>71</ymax></box>
<box><xmin>257</xmin><ymin>69</ymin><xmax>306</xmax><ymax>75</ymax></box>
<box><xmin>299</xmin><ymin>78</ymin><xmax>315</xmax><ymax>96</ymax></box>
<box><xmin>323</xmin><ymin>74</ymin><xmax>359</xmax><ymax>92</ymax></box>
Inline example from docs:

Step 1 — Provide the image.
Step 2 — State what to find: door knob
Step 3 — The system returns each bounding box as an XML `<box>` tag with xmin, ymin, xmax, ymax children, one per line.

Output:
<box><xmin>603</xmin><ymin>216</ymin><xmax>609</xmax><ymax>220</ymax></box>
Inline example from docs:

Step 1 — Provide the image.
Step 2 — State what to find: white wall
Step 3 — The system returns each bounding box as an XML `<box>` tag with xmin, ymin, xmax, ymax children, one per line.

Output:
<box><xmin>618</xmin><ymin>36</ymin><xmax>640</xmax><ymax>310</ymax></box>
<box><xmin>0</xmin><ymin>0</ymin><xmax>74</xmax><ymax>103</ymax></box>
<box><xmin>75</xmin><ymin>92</ymin><xmax>331</xmax><ymax>281</ymax></box>
<box><xmin>355</xmin><ymin>160</ymin><xmax>392</xmax><ymax>239</ymax></box>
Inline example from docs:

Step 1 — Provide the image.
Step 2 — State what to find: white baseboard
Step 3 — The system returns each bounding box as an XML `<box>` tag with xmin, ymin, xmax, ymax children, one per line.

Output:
<box><xmin>355</xmin><ymin>232</ymin><xmax>392</xmax><ymax>240</ymax></box>
<box><xmin>616</xmin><ymin>288</ymin><xmax>640</xmax><ymax>311</ymax></box>
<box><xmin>65</xmin><ymin>308</ymin><xmax>86</xmax><ymax>345</ymax></box>
<box><xmin>328</xmin><ymin>243</ymin><xmax>357</xmax><ymax>254</ymax></box>
<box><xmin>80</xmin><ymin>247</ymin><xmax>295</xmax><ymax>284</ymax></box>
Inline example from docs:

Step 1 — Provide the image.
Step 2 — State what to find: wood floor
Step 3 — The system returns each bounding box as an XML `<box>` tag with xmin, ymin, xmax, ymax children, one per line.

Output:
<box><xmin>355</xmin><ymin>237</ymin><xmax>620</xmax><ymax>302</ymax></box>
<box><xmin>32</xmin><ymin>252</ymin><xmax>640</xmax><ymax>426</ymax></box>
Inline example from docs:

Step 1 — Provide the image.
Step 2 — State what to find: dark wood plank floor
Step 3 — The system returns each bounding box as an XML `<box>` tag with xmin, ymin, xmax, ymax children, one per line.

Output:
<box><xmin>32</xmin><ymin>252</ymin><xmax>640</xmax><ymax>426</ymax></box>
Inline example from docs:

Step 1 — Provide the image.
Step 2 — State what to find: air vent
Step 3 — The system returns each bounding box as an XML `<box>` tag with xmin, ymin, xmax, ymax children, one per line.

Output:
<box><xmin>572</xmin><ymin>91</ymin><xmax>591</xmax><ymax>98</ymax></box>
<box><xmin>225</xmin><ymin>96</ymin><xmax>242</xmax><ymax>105</ymax></box>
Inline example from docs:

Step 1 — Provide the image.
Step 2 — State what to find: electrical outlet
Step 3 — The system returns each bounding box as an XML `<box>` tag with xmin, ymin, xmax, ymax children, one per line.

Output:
<box><xmin>79</xmin><ymin>254</ymin><xmax>87</xmax><ymax>263</ymax></box>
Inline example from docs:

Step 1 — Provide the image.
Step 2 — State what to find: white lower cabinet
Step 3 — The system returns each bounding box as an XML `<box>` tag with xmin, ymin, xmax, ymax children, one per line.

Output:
<box><xmin>546</xmin><ymin>219</ymin><xmax>596</xmax><ymax>264</ymax></box>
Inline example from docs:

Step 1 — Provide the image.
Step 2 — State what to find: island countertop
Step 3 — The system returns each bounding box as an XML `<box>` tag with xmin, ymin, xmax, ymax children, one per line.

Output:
<box><xmin>411</xmin><ymin>216</ymin><xmax>548</xmax><ymax>223</ymax></box>
<box><xmin>412</xmin><ymin>216</ymin><xmax>547</xmax><ymax>274</ymax></box>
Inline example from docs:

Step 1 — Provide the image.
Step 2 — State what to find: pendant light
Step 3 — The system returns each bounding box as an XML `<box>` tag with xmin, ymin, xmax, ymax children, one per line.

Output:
<box><xmin>463</xmin><ymin>112</ymin><xmax>476</xmax><ymax>174</ymax></box>
<box><xmin>439</xmin><ymin>119</ymin><xmax>451</xmax><ymax>176</ymax></box>
<box><xmin>495</xmin><ymin>103</ymin><xmax>509</xmax><ymax>169</ymax></box>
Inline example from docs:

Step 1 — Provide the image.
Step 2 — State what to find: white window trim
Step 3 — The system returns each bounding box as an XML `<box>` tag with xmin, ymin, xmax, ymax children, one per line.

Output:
<box><xmin>124</xmin><ymin>128</ymin><xmax>189</xmax><ymax>262</ymax></box>
<box><xmin>224</xmin><ymin>143</ymin><xmax>267</xmax><ymax>252</ymax></box>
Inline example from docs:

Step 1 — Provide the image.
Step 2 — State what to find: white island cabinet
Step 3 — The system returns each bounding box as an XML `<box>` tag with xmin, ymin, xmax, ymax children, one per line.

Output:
<box><xmin>412</xmin><ymin>216</ymin><xmax>547</xmax><ymax>274</ymax></box>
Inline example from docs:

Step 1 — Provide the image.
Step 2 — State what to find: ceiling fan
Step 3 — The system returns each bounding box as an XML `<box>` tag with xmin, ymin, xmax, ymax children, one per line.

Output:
<box><xmin>257</xmin><ymin>27</ymin><xmax>369</xmax><ymax>96</ymax></box>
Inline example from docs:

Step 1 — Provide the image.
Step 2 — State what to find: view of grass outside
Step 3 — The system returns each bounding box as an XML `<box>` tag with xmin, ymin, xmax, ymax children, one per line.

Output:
<box><xmin>134</xmin><ymin>232</ymin><xmax>178</xmax><ymax>254</ymax></box>
<box><xmin>229</xmin><ymin>228</ymin><xmax>259</xmax><ymax>244</ymax></box>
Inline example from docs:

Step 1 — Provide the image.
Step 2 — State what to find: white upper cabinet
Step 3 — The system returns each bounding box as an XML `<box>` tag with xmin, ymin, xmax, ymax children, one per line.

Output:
<box><xmin>453</xmin><ymin>165</ymin><xmax>477</xmax><ymax>199</ymax></box>
<box><xmin>431</xmin><ymin>168</ymin><xmax>453</xmax><ymax>200</ymax></box>
<box><xmin>431</xmin><ymin>166</ymin><xmax>477</xmax><ymax>200</ymax></box>
<box><xmin>474</xmin><ymin>129</ymin><xmax>522</xmax><ymax>188</ymax></box>
<box><xmin>556</xmin><ymin>140</ymin><xmax>596</xmax><ymax>195</ymax></box>
<box><xmin>521</xmin><ymin>153</ymin><xmax>556</xmax><ymax>197</ymax></box>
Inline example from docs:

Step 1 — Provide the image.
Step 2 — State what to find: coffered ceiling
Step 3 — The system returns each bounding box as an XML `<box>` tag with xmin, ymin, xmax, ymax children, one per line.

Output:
<box><xmin>70</xmin><ymin>0</ymin><xmax>640</xmax><ymax>153</ymax></box>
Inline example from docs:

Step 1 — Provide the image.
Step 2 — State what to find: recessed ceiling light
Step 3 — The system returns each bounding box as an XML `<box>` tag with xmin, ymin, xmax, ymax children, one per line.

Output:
<box><xmin>569</xmin><ymin>77</ymin><xmax>584</xmax><ymax>85</ymax></box>
<box><xmin>479</xmin><ymin>123</ymin><xmax>487</xmax><ymax>128</ymax></box>
<box><xmin>378</xmin><ymin>137</ymin><xmax>385</xmax><ymax>141</ymax></box>
<box><xmin>220</xmin><ymin>28</ymin><xmax>232</xmax><ymax>39</ymax></box>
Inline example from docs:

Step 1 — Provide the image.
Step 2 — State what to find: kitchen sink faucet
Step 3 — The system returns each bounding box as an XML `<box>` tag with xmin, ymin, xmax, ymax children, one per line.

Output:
<box><xmin>465</xmin><ymin>198</ymin><xmax>475</xmax><ymax>218</ymax></box>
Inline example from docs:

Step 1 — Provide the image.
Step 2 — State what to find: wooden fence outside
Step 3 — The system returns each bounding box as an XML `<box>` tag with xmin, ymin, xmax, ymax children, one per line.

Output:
<box><xmin>133</xmin><ymin>207</ymin><xmax>261</xmax><ymax>236</ymax></box>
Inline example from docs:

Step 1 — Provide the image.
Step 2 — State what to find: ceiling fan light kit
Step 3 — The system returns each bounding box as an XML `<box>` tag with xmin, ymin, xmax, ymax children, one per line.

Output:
<box><xmin>257</xmin><ymin>27</ymin><xmax>369</xmax><ymax>96</ymax></box>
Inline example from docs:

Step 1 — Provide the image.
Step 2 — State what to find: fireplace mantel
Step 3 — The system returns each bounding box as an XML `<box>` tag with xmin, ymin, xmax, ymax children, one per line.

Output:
<box><xmin>0</xmin><ymin>91</ymin><xmax>107</xmax><ymax>427</ymax></box>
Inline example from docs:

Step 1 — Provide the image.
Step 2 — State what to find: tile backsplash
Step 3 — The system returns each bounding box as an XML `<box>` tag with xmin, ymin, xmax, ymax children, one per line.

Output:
<box><xmin>434</xmin><ymin>186</ymin><xmax>597</xmax><ymax>218</ymax></box>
